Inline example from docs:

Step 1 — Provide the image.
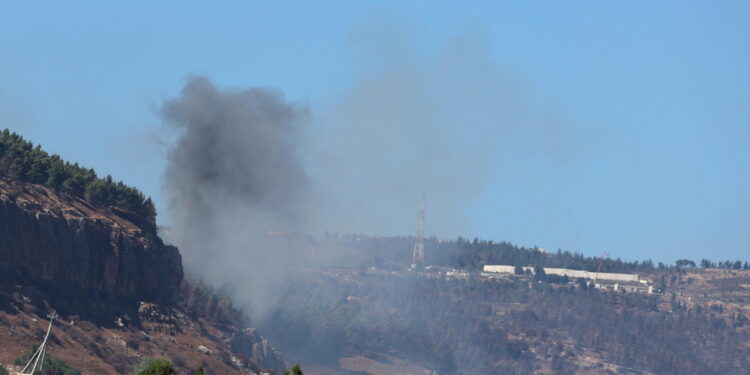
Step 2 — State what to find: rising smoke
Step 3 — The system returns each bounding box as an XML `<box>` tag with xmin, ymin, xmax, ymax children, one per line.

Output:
<box><xmin>160</xmin><ymin>27</ymin><xmax>572</xmax><ymax>321</ymax></box>
<box><xmin>161</xmin><ymin>76</ymin><xmax>312</xmax><ymax>318</ymax></box>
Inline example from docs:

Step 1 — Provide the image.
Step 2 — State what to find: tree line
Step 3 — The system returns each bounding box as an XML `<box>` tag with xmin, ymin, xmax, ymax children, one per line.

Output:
<box><xmin>698</xmin><ymin>259</ymin><xmax>750</xmax><ymax>270</ymax></box>
<box><xmin>0</xmin><ymin>129</ymin><xmax>155</xmax><ymax>221</ymax></box>
<box><xmin>339</xmin><ymin>234</ymin><xmax>747</xmax><ymax>274</ymax></box>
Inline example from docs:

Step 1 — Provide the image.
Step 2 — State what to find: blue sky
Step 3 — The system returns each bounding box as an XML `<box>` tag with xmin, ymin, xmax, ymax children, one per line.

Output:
<box><xmin>1</xmin><ymin>1</ymin><xmax>748</xmax><ymax>263</ymax></box>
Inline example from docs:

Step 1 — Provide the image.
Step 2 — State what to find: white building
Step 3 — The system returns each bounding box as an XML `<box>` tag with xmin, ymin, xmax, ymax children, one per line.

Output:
<box><xmin>483</xmin><ymin>265</ymin><xmax>639</xmax><ymax>283</ymax></box>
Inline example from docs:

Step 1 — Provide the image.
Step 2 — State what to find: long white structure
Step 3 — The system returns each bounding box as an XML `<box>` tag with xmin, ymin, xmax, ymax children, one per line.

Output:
<box><xmin>483</xmin><ymin>265</ymin><xmax>639</xmax><ymax>283</ymax></box>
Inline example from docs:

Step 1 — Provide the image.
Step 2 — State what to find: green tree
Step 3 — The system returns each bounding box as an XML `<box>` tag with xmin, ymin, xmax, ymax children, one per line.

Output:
<box><xmin>130</xmin><ymin>359</ymin><xmax>177</xmax><ymax>375</ymax></box>
<box><xmin>0</xmin><ymin>364</ymin><xmax>8</xmax><ymax>375</ymax></box>
<box><xmin>533</xmin><ymin>265</ymin><xmax>547</xmax><ymax>283</ymax></box>
<box><xmin>61</xmin><ymin>175</ymin><xmax>86</xmax><ymax>196</ymax></box>
<box><xmin>284</xmin><ymin>364</ymin><xmax>304</xmax><ymax>375</ymax></box>
<box><xmin>193</xmin><ymin>366</ymin><xmax>205</xmax><ymax>375</ymax></box>
<box><xmin>45</xmin><ymin>156</ymin><xmax>68</xmax><ymax>189</ymax></box>
<box><xmin>84</xmin><ymin>178</ymin><xmax>109</xmax><ymax>205</ymax></box>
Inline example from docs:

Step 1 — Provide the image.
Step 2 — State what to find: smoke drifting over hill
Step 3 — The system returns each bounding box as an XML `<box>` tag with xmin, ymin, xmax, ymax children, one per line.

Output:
<box><xmin>160</xmin><ymin>30</ymin><xmax>572</xmax><ymax>320</ymax></box>
<box><xmin>161</xmin><ymin>77</ymin><xmax>312</xmax><ymax>318</ymax></box>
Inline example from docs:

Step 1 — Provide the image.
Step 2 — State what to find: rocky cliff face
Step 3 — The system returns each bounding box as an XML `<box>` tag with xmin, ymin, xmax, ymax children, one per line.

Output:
<box><xmin>0</xmin><ymin>177</ymin><xmax>288</xmax><ymax>374</ymax></box>
<box><xmin>0</xmin><ymin>177</ymin><xmax>183</xmax><ymax>317</ymax></box>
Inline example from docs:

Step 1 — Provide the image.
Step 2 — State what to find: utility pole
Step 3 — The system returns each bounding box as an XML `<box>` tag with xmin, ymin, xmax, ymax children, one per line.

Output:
<box><xmin>20</xmin><ymin>311</ymin><xmax>57</xmax><ymax>375</ymax></box>
<box><xmin>410</xmin><ymin>191</ymin><xmax>425</xmax><ymax>271</ymax></box>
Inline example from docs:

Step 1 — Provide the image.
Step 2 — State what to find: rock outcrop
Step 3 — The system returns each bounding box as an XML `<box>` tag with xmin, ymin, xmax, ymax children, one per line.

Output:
<box><xmin>0</xmin><ymin>176</ymin><xmax>288</xmax><ymax>373</ymax></box>
<box><xmin>0</xmin><ymin>177</ymin><xmax>183</xmax><ymax>319</ymax></box>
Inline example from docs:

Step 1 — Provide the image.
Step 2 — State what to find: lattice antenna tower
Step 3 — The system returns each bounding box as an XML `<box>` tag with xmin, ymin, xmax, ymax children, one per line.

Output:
<box><xmin>410</xmin><ymin>190</ymin><xmax>426</xmax><ymax>270</ymax></box>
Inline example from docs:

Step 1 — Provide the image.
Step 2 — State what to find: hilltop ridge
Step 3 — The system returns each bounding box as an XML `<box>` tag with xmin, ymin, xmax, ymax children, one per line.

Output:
<box><xmin>0</xmin><ymin>132</ymin><xmax>286</xmax><ymax>374</ymax></box>
<box><xmin>0</xmin><ymin>129</ymin><xmax>155</xmax><ymax>224</ymax></box>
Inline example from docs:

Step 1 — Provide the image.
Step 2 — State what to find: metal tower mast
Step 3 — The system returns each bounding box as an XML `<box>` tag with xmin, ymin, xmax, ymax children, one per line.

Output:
<box><xmin>410</xmin><ymin>191</ymin><xmax>425</xmax><ymax>270</ymax></box>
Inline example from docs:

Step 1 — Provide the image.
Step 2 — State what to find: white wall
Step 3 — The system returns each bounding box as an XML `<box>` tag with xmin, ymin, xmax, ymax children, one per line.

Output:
<box><xmin>483</xmin><ymin>265</ymin><xmax>639</xmax><ymax>282</ymax></box>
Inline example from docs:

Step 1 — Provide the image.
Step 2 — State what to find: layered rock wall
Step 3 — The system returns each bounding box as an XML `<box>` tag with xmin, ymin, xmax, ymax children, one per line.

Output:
<box><xmin>0</xmin><ymin>179</ymin><xmax>182</xmax><ymax>306</ymax></box>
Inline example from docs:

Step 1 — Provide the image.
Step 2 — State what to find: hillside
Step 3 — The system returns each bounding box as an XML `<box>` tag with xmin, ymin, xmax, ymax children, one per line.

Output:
<box><xmin>5</xmin><ymin>176</ymin><xmax>748</xmax><ymax>375</ymax></box>
<box><xmin>0</xmin><ymin>132</ymin><xmax>287</xmax><ymax>374</ymax></box>
<box><xmin>257</xmin><ymin>236</ymin><xmax>750</xmax><ymax>375</ymax></box>
<box><xmin>3</xmin><ymin>130</ymin><xmax>750</xmax><ymax>375</ymax></box>
<box><xmin>0</xmin><ymin>287</ymin><xmax>285</xmax><ymax>374</ymax></box>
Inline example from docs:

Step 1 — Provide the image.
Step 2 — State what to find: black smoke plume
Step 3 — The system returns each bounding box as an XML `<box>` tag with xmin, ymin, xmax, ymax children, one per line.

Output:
<box><xmin>161</xmin><ymin>76</ymin><xmax>311</xmax><ymax>318</ymax></box>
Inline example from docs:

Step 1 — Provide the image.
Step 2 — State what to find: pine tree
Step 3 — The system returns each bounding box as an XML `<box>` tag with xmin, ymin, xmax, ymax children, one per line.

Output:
<box><xmin>284</xmin><ymin>364</ymin><xmax>304</xmax><ymax>375</ymax></box>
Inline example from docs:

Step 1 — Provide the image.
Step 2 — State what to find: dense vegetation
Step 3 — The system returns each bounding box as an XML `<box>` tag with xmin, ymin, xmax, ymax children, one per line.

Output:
<box><xmin>254</xmin><ymin>235</ymin><xmax>750</xmax><ymax>374</ymax></box>
<box><xmin>263</xmin><ymin>270</ymin><xmax>750</xmax><ymax>375</ymax></box>
<box><xmin>0</xmin><ymin>129</ymin><xmax>155</xmax><ymax>221</ymax></box>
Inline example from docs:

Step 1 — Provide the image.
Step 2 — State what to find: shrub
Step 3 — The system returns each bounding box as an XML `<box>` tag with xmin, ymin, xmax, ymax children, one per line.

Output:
<box><xmin>130</xmin><ymin>359</ymin><xmax>177</xmax><ymax>375</ymax></box>
<box><xmin>284</xmin><ymin>364</ymin><xmax>304</xmax><ymax>375</ymax></box>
